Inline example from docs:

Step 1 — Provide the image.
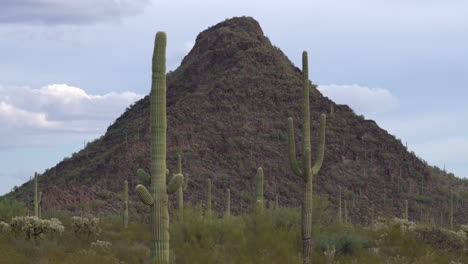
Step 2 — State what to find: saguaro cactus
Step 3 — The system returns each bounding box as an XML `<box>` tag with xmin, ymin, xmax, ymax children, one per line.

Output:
<box><xmin>344</xmin><ymin>200</ymin><xmax>348</xmax><ymax>225</ymax></box>
<box><xmin>275</xmin><ymin>194</ymin><xmax>279</xmax><ymax>210</ymax></box>
<box><xmin>338</xmin><ymin>186</ymin><xmax>342</xmax><ymax>225</ymax></box>
<box><xmin>255</xmin><ymin>167</ymin><xmax>264</xmax><ymax>213</ymax></box>
<box><xmin>34</xmin><ymin>172</ymin><xmax>42</xmax><ymax>218</ymax></box>
<box><xmin>287</xmin><ymin>51</ymin><xmax>326</xmax><ymax>264</ymax></box>
<box><xmin>225</xmin><ymin>189</ymin><xmax>231</xmax><ymax>218</ymax></box>
<box><xmin>404</xmin><ymin>199</ymin><xmax>408</xmax><ymax>220</ymax></box>
<box><xmin>123</xmin><ymin>180</ymin><xmax>128</xmax><ymax>229</ymax></box>
<box><xmin>206</xmin><ymin>179</ymin><xmax>212</xmax><ymax>219</ymax></box>
<box><xmin>450</xmin><ymin>189</ymin><xmax>454</xmax><ymax>229</ymax></box>
<box><xmin>176</xmin><ymin>153</ymin><xmax>189</xmax><ymax>218</ymax></box>
<box><xmin>134</xmin><ymin>31</ymin><xmax>184</xmax><ymax>263</ymax></box>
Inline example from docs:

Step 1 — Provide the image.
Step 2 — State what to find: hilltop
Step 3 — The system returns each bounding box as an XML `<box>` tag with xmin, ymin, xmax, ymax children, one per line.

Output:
<box><xmin>4</xmin><ymin>17</ymin><xmax>467</xmax><ymax>226</ymax></box>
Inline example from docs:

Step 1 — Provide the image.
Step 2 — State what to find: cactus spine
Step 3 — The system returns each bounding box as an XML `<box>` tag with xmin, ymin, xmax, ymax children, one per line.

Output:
<box><xmin>206</xmin><ymin>179</ymin><xmax>212</xmax><ymax>219</ymax></box>
<box><xmin>135</xmin><ymin>31</ymin><xmax>184</xmax><ymax>263</ymax></box>
<box><xmin>255</xmin><ymin>167</ymin><xmax>264</xmax><ymax>213</ymax></box>
<box><xmin>176</xmin><ymin>153</ymin><xmax>189</xmax><ymax>219</ymax></box>
<box><xmin>124</xmin><ymin>180</ymin><xmax>128</xmax><ymax>229</ymax></box>
<box><xmin>404</xmin><ymin>199</ymin><xmax>408</xmax><ymax>220</ymax></box>
<box><xmin>225</xmin><ymin>188</ymin><xmax>231</xmax><ymax>218</ymax></box>
<box><xmin>287</xmin><ymin>51</ymin><xmax>326</xmax><ymax>264</ymax></box>
<box><xmin>338</xmin><ymin>186</ymin><xmax>342</xmax><ymax>224</ymax></box>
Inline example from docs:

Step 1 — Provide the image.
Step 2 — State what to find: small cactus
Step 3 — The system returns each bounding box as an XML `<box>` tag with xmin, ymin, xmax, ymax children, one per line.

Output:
<box><xmin>206</xmin><ymin>179</ymin><xmax>212</xmax><ymax>219</ymax></box>
<box><xmin>255</xmin><ymin>167</ymin><xmax>264</xmax><ymax>213</ymax></box>
<box><xmin>123</xmin><ymin>180</ymin><xmax>128</xmax><ymax>229</ymax></box>
<box><xmin>225</xmin><ymin>188</ymin><xmax>231</xmax><ymax>218</ymax></box>
<box><xmin>176</xmin><ymin>153</ymin><xmax>189</xmax><ymax>219</ymax></box>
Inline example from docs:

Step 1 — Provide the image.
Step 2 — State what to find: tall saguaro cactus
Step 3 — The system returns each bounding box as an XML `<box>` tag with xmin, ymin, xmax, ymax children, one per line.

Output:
<box><xmin>123</xmin><ymin>180</ymin><xmax>128</xmax><ymax>229</ymax></box>
<box><xmin>176</xmin><ymin>153</ymin><xmax>189</xmax><ymax>219</ymax></box>
<box><xmin>135</xmin><ymin>31</ymin><xmax>184</xmax><ymax>263</ymax></box>
<box><xmin>255</xmin><ymin>167</ymin><xmax>264</xmax><ymax>213</ymax></box>
<box><xmin>287</xmin><ymin>51</ymin><xmax>326</xmax><ymax>264</ymax></box>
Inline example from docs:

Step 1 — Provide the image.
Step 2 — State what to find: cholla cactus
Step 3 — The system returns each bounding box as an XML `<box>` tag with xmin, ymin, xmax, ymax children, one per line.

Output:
<box><xmin>72</xmin><ymin>216</ymin><xmax>101</xmax><ymax>238</ymax></box>
<box><xmin>10</xmin><ymin>216</ymin><xmax>64</xmax><ymax>241</ymax></box>
<box><xmin>0</xmin><ymin>221</ymin><xmax>10</xmax><ymax>233</ymax></box>
<box><xmin>91</xmin><ymin>240</ymin><xmax>112</xmax><ymax>254</ymax></box>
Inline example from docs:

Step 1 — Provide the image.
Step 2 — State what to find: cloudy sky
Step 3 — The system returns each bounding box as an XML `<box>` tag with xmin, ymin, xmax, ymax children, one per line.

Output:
<box><xmin>0</xmin><ymin>0</ymin><xmax>467</xmax><ymax>194</ymax></box>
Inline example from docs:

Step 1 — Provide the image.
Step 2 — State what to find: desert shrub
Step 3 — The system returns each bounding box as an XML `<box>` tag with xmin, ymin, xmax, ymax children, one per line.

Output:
<box><xmin>414</xmin><ymin>226</ymin><xmax>465</xmax><ymax>252</ymax></box>
<box><xmin>10</xmin><ymin>216</ymin><xmax>64</xmax><ymax>241</ymax></box>
<box><xmin>315</xmin><ymin>230</ymin><xmax>369</xmax><ymax>256</ymax></box>
<box><xmin>72</xmin><ymin>216</ymin><xmax>101</xmax><ymax>239</ymax></box>
<box><xmin>0</xmin><ymin>199</ymin><xmax>26</xmax><ymax>222</ymax></box>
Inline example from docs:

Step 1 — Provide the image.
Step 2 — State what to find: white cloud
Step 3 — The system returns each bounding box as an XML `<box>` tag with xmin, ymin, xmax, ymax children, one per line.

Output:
<box><xmin>0</xmin><ymin>102</ymin><xmax>59</xmax><ymax>129</ymax></box>
<box><xmin>318</xmin><ymin>84</ymin><xmax>399</xmax><ymax>114</ymax></box>
<box><xmin>0</xmin><ymin>84</ymin><xmax>143</xmax><ymax>148</ymax></box>
<box><xmin>0</xmin><ymin>0</ymin><xmax>151</xmax><ymax>25</ymax></box>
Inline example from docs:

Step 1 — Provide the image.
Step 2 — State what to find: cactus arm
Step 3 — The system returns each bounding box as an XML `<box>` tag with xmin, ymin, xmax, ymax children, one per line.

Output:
<box><xmin>136</xmin><ymin>184</ymin><xmax>154</xmax><ymax>206</ymax></box>
<box><xmin>287</xmin><ymin>117</ymin><xmax>304</xmax><ymax>178</ymax></box>
<box><xmin>311</xmin><ymin>114</ymin><xmax>327</xmax><ymax>175</ymax></box>
<box><xmin>137</xmin><ymin>168</ymin><xmax>151</xmax><ymax>185</ymax></box>
<box><xmin>38</xmin><ymin>192</ymin><xmax>42</xmax><ymax>205</ymax></box>
<box><xmin>167</xmin><ymin>173</ymin><xmax>184</xmax><ymax>194</ymax></box>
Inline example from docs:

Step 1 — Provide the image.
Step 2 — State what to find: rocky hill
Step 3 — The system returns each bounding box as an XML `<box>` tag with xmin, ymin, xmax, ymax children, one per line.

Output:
<box><xmin>4</xmin><ymin>17</ymin><xmax>468</xmax><ymax>226</ymax></box>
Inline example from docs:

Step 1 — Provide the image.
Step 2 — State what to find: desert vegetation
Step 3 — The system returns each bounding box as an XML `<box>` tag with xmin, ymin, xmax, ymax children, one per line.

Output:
<box><xmin>1</xmin><ymin>18</ymin><xmax>467</xmax><ymax>264</ymax></box>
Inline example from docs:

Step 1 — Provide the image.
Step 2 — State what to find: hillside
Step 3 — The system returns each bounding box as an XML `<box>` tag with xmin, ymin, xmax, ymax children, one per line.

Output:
<box><xmin>4</xmin><ymin>16</ymin><xmax>468</xmax><ymax>226</ymax></box>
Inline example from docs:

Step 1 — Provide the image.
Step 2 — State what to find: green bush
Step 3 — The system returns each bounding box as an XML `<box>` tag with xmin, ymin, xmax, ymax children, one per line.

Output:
<box><xmin>0</xmin><ymin>199</ymin><xmax>26</xmax><ymax>222</ymax></box>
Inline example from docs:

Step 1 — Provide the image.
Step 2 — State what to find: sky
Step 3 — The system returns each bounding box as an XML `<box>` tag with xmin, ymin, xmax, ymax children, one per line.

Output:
<box><xmin>0</xmin><ymin>0</ymin><xmax>467</xmax><ymax>195</ymax></box>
